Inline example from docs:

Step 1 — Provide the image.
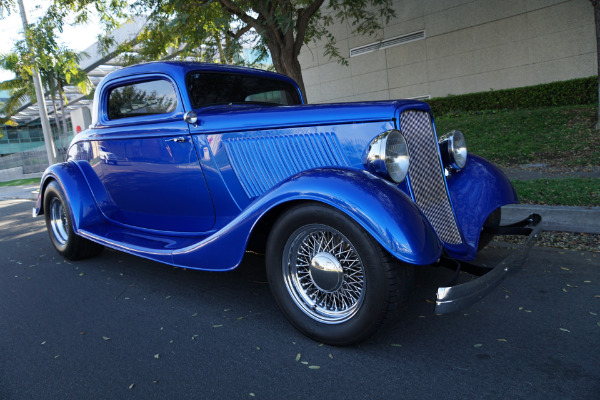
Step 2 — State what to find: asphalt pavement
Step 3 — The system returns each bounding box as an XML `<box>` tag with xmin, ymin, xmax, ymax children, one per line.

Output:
<box><xmin>1</xmin><ymin>198</ymin><xmax>599</xmax><ymax>400</ymax></box>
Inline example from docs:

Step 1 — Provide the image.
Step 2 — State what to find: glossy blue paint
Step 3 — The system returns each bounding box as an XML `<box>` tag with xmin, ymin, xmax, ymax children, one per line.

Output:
<box><xmin>445</xmin><ymin>154</ymin><xmax>518</xmax><ymax>260</ymax></box>
<box><xmin>172</xmin><ymin>168</ymin><xmax>443</xmax><ymax>271</ymax></box>
<box><xmin>203</xmin><ymin>119</ymin><xmax>397</xmax><ymax>213</ymax></box>
<box><xmin>38</xmin><ymin>61</ymin><xmax>519</xmax><ymax>276</ymax></box>
<box><xmin>35</xmin><ymin>162</ymin><xmax>104</xmax><ymax>231</ymax></box>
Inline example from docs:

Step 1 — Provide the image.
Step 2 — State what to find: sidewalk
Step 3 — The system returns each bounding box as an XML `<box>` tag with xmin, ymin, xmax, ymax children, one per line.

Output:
<box><xmin>1</xmin><ymin>182</ymin><xmax>599</xmax><ymax>234</ymax></box>
<box><xmin>0</xmin><ymin>183</ymin><xmax>40</xmax><ymax>202</ymax></box>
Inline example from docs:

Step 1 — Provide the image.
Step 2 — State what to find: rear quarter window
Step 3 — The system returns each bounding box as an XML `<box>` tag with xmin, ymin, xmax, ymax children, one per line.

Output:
<box><xmin>186</xmin><ymin>72</ymin><xmax>301</xmax><ymax>108</ymax></box>
<box><xmin>107</xmin><ymin>80</ymin><xmax>177</xmax><ymax>120</ymax></box>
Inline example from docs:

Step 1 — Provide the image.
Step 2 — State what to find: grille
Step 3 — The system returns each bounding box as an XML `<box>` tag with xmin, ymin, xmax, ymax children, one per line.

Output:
<box><xmin>400</xmin><ymin>111</ymin><xmax>463</xmax><ymax>245</ymax></box>
<box><xmin>224</xmin><ymin>132</ymin><xmax>349</xmax><ymax>198</ymax></box>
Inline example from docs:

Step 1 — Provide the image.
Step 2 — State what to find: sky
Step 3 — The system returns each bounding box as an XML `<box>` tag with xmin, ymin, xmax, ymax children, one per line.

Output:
<box><xmin>0</xmin><ymin>0</ymin><xmax>101</xmax><ymax>82</ymax></box>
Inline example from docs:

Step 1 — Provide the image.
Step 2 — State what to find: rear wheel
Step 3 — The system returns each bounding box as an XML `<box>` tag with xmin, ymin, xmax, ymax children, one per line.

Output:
<box><xmin>44</xmin><ymin>181</ymin><xmax>103</xmax><ymax>260</ymax></box>
<box><xmin>266</xmin><ymin>203</ymin><xmax>413</xmax><ymax>345</ymax></box>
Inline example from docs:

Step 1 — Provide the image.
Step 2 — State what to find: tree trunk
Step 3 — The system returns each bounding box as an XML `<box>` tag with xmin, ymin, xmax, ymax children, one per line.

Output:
<box><xmin>269</xmin><ymin>43</ymin><xmax>308</xmax><ymax>103</ymax></box>
<box><xmin>57</xmin><ymin>79</ymin><xmax>70</xmax><ymax>146</ymax></box>
<box><xmin>49</xmin><ymin>91</ymin><xmax>63</xmax><ymax>150</ymax></box>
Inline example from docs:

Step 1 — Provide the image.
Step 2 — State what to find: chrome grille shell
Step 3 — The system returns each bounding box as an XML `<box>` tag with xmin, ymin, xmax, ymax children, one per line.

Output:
<box><xmin>399</xmin><ymin>111</ymin><xmax>463</xmax><ymax>245</ymax></box>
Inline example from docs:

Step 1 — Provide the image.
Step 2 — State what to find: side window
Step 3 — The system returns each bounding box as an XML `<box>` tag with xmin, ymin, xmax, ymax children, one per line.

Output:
<box><xmin>107</xmin><ymin>80</ymin><xmax>177</xmax><ymax>120</ymax></box>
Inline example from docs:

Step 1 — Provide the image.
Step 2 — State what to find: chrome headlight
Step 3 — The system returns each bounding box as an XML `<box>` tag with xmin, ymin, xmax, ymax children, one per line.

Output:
<box><xmin>439</xmin><ymin>130</ymin><xmax>467</xmax><ymax>171</ymax></box>
<box><xmin>367</xmin><ymin>129</ymin><xmax>410</xmax><ymax>183</ymax></box>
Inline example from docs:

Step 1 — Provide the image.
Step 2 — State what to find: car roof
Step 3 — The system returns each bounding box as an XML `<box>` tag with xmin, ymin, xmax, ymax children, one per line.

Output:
<box><xmin>102</xmin><ymin>61</ymin><xmax>295</xmax><ymax>84</ymax></box>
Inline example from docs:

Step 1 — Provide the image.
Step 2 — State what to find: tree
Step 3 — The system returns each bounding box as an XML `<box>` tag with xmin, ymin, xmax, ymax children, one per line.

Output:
<box><xmin>0</xmin><ymin>5</ymin><xmax>92</xmax><ymax>149</ymax></box>
<box><xmin>130</xmin><ymin>0</ymin><xmax>397</xmax><ymax>102</ymax></box>
<box><xmin>591</xmin><ymin>0</ymin><xmax>600</xmax><ymax>130</ymax></box>
<box><xmin>129</xmin><ymin>0</ymin><xmax>396</xmax><ymax>101</ymax></box>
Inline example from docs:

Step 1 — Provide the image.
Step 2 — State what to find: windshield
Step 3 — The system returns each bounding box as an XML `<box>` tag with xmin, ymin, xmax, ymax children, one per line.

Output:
<box><xmin>186</xmin><ymin>71</ymin><xmax>301</xmax><ymax>108</ymax></box>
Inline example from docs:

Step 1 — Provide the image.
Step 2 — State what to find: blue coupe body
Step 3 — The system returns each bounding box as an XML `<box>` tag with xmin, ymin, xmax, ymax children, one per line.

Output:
<box><xmin>35</xmin><ymin>61</ymin><xmax>526</xmax><ymax>344</ymax></box>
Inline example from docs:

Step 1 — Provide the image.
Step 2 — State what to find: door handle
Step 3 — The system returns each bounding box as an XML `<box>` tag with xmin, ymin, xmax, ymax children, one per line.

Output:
<box><xmin>166</xmin><ymin>137</ymin><xmax>187</xmax><ymax>143</ymax></box>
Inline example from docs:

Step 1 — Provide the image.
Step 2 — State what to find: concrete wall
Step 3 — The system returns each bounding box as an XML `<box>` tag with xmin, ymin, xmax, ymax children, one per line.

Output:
<box><xmin>299</xmin><ymin>0</ymin><xmax>596</xmax><ymax>103</ymax></box>
<box><xmin>70</xmin><ymin>106</ymin><xmax>92</xmax><ymax>133</ymax></box>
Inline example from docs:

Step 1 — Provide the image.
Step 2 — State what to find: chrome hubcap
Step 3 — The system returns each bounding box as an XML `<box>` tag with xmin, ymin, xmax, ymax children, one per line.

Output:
<box><xmin>283</xmin><ymin>225</ymin><xmax>366</xmax><ymax>324</ymax></box>
<box><xmin>49</xmin><ymin>198</ymin><xmax>69</xmax><ymax>247</ymax></box>
<box><xmin>310</xmin><ymin>252</ymin><xmax>344</xmax><ymax>292</ymax></box>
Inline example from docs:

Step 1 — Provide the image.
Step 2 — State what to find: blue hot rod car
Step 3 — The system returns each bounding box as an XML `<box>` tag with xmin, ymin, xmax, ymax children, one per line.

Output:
<box><xmin>34</xmin><ymin>61</ymin><xmax>540</xmax><ymax>345</ymax></box>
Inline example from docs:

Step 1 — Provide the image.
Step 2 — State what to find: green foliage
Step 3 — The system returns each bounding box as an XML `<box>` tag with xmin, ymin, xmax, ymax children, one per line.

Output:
<box><xmin>128</xmin><ymin>0</ymin><xmax>396</xmax><ymax>99</ymax></box>
<box><xmin>0</xmin><ymin>3</ymin><xmax>92</xmax><ymax>124</ymax></box>
<box><xmin>511</xmin><ymin>178</ymin><xmax>600</xmax><ymax>207</ymax></box>
<box><xmin>428</xmin><ymin>77</ymin><xmax>598</xmax><ymax>116</ymax></box>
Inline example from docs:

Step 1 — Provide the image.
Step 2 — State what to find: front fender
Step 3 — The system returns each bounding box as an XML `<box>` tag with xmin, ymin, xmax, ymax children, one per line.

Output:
<box><xmin>446</xmin><ymin>154</ymin><xmax>518</xmax><ymax>259</ymax></box>
<box><xmin>173</xmin><ymin>167</ymin><xmax>443</xmax><ymax>271</ymax></box>
<box><xmin>34</xmin><ymin>162</ymin><xmax>104</xmax><ymax>233</ymax></box>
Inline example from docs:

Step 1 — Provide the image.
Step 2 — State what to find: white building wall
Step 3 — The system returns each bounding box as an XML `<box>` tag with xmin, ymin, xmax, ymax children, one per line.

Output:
<box><xmin>299</xmin><ymin>0</ymin><xmax>596</xmax><ymax>103</ymax></box>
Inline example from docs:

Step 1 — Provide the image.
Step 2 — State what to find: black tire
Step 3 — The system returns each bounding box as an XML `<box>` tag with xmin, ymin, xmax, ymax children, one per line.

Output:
<box><xmin>265</xmin><ymin>203</ymin><xmax>413</xmax><ymax>346</ymax></box>
<box><xmin>478</xmin><ymin>208</ymin><xmax>502</xmax><ymax>250</ymax></box>
<box><xmin>43</xmin><ymin>181</ymin><xmax>104</xmax><ymax>260</ymax></box>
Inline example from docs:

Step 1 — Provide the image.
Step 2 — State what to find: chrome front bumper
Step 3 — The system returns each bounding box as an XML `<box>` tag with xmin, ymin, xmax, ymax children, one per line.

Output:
<box><xmin>435</xmin><ymin>214</ymin><xmax>542</xmax><ymax>314</ymax></box>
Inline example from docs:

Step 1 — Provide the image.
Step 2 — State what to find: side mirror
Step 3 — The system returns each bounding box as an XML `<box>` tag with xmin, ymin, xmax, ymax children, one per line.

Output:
<box><xmin>184</xmin><ymin>111</ymin><xmax>198</xmax><ymax>125</ymax></box>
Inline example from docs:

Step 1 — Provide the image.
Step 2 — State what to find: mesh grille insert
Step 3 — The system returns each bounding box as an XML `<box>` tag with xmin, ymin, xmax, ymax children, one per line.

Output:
<box><xmin>400</xmin><ymin>111</ymin><xmax>463</xmax><ymax>245</ymax></box>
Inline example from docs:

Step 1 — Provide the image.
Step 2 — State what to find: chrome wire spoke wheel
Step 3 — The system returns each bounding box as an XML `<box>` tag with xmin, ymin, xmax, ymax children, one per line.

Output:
<box><xmin>49</xmin><ymin>197</ymin><xmax>69</xmax><ymax>247</ymax></box>
<box><xmin>282</xmin><ymin>224</ymin><xmax>366</xmax><ymax>324</ymax></box>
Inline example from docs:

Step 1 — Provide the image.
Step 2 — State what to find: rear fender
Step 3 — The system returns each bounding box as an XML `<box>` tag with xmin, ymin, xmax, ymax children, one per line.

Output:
<box><xmin>173</xmin><ymin>167</ymin><xmax>443</xmax><ymax>271</ymax></box>
<box><xmin>34</xmin><ymin>162</ymin><xmax>103</xmax><ymax>232</ymax></box>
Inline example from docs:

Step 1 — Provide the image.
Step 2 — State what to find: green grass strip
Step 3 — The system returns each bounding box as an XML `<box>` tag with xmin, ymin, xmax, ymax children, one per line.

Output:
<box><xmin>0</xmin><ymin>177</ymin><xmax>41</xmax><ymax>188</ymax></box>
<box><xmin>511</xmin><ymin>178</ymin><xmax>600</xmax><ymax>207</ymax></box>
<box><xmin>434</xmin><ymin>104</ymin><xmax>600</xmax><ymax>167</ymax></box>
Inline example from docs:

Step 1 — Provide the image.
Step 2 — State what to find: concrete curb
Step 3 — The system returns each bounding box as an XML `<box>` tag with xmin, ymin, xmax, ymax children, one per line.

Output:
<box><xmin>1</xmin><ymin>184</ymin><xmax>599</xmax><ymax>234</ymax></box>
<box><xmin>501</xmin><ymin>204</ymin><xmax>600</xmax><ymax>234</ymax></box>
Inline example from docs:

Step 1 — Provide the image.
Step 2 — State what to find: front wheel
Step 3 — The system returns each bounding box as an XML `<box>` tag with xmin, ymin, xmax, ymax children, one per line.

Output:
<box><xmin>43</xmin><ymin>181</ymin><xmax>104</xmax><ymax>260</ymax></box>
<box><xmin>266</xmin><ymin>203</ymin><xmax>413</xmax><ymax>345</ymax></box>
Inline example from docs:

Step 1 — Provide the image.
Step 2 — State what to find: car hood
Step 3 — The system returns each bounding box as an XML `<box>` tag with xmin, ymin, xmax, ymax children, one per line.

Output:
<box><xmin>190</xmin><ymin>100</ymin><xmax>429</xmax><ymax>134</ymax></box>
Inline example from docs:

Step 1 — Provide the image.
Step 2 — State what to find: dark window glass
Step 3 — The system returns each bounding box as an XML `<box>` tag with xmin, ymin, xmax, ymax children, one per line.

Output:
<box><xmin>107</xmin><ymin>80</ymin><xmax>177</xmax><ymax>120</ymax></box>
<box><xmin>186</xmin><ymin>72</ymin><xmax>301</xmax><ymax>108</ymax></box>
